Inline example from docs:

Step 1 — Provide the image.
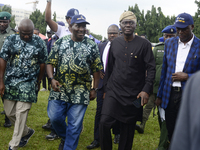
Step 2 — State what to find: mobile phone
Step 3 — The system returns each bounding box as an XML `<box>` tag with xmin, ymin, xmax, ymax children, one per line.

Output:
<box><xmin>133</xmin><ymin>97</ymin><xmax>141</xmax><ymax>108</ymax></box>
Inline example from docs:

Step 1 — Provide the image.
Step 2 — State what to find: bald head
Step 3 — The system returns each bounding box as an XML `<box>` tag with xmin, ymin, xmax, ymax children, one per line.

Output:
<box><xmin>18</xmin><ymin>19</ymin><xmax>34</xmax><ymax>30</ymax></box>
<box><xmin>107</xmin><ymin>25</ymin><xmax>119</xmax><ymax>42</ymax></box>
<box><xmin>18</xmin><ymin>19</ymin><xmax>34</xmax><ymax>42</ymax></box>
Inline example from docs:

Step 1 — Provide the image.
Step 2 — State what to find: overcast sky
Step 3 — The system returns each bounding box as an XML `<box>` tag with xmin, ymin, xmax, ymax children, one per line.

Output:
<box><xmin>3</xmin><ymin>0</ymin><xmax>198</xmax><ymax>38</ymax></box>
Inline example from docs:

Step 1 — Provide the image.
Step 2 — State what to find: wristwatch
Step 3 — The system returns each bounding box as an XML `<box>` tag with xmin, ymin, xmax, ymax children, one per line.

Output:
<box><xmin>47</xmin><ymin>0</ymin><xmax>52</xmax><ymax>2</ymax></box>
<box><xmin>49</xmin><ymin>77</ymin><xmax>54</xmax><ymax>82</ymax></box>
<box><xmin>91</xmin><ymin>88</ymin><xmax>98</xmax><ymax>92</ymax></box>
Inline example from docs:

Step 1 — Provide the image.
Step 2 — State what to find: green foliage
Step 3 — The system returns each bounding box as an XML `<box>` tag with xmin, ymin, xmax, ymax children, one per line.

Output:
<box><xmin>53</xmin><ymin>11</ymin><xmax>57</xmax><ymax>22</ymax></box>
<box><xmin>29</xmin><ymin>9</ymin><xmax>47</xmax><ymax>35</ymax></box>
<box><xmin>193</xmin><ymin>0</ymin><xmax>200</xmax><ymax>38</ymax></box>
<box><xmin>0</xmin><ymin>5</ymin><xmax>16</xmax><ymax>29</ymax></box>
<box><xmin>0</xmin><ymin>89</ymin><xmax>160</xmax><ymax>150</ymax></box>
<box><xmin>128</xmin><ymin>4</ymin><xmax>175</xmax><ymax>42</ymax></box>
<box><xmin>90</xmin><ymin>32</ymin><xmax>102</xmax><ymax>41</ymax></box>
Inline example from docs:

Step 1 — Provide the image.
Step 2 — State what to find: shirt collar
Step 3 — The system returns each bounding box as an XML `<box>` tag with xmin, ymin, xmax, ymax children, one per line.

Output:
<box><xmin>178</xmin><ymin>33</ymin><xmax>194</xmax><ymax>46</ymax></box>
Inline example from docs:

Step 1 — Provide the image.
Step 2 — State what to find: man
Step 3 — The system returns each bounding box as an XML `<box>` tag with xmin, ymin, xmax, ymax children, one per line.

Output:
<box><xmin>0</xmin><ymin>18</ymin><xmax>47</xmax><ymax>150</ymax></box>
<box><xmin>136</xmin><ymin>25</ymin><xmax>176</xmax><ymax>150</ymax></box>
<box><xmin>170</xmin><ymin>70</ymin><xmax>200</xmax><ymax>150</ymax></box>
<box><xmin>46</xmin><ymin>14</ymin><xmax>102</xmax><ymax>150</ymax></box>
<box><xmin>45</xmin><ymin>0</ymin><xmax>79</xmax><ymax>38</ymax></box>
<box><xmin>156</xmin><ymin>13</ymin><xmax>200</xmax><ymax>146</ymax></box>
<box><xmin>99</xmin><ymin>11</ymin><xmax>155</xmax><ymax>150</ymax></box>
<box><xmin>0</xmin><ymin>11</ymin><xmax>15</xmax><ymax>128</ymax></box>
<box><xmin>86</xmin><ymin>24</ymin><xmax>120</xmax><ymax>149</ymax></box>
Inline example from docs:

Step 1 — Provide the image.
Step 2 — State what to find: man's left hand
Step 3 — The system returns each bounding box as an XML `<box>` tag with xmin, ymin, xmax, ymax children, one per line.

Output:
<box><xmin>90</xmin><ymin>90</ymin><xmax>97</xmax><ymax>100</ymax></box>
<box><xmin>137</xmin><ymin>91</ymin><xmax>149</xmax><ymax>106</ymax></box>
<box><xmin>172</xmin><ymin>72</ymin><xmax>188</xmax><ymax>82</ymax></box>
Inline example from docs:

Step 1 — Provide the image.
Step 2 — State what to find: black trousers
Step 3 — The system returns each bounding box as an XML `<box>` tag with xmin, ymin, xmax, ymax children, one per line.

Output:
<box><xmin>94</xmin><ymin>88</ymin><xmax>120</xmax><ymax>142</ymax></box>
<box><xmin>165</xmin><ymin>88</ymin><xmax>182</xmax><ymax>142</ymax></box>
<box><xmin>99</xmin><ymin>114</ymin><xmax>136</xmax><ymax>150</ymax></box>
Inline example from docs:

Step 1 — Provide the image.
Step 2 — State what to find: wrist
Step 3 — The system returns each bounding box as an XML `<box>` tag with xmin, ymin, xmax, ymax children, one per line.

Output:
<box><xmin>49</xmin><ymin>77</ymin><xmax>54</xmax><ymax>82</ymax></box>
<box><xmin>91</xmin><ymin>88</ymin><xmax>98</xmax><ymax>92</ymax></box>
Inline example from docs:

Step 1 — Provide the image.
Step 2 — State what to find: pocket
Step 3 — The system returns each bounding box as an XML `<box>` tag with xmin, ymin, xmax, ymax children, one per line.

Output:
<box><xmin>129</xmin><ymin>56</ymin><xmax>138</xmax><ymax>68</ymax></box>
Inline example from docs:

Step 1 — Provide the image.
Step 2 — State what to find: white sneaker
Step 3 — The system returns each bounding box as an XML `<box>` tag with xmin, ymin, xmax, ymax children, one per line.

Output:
<box><xmin>40</xmin><ymin>88</ymin><xmax>47</xmax><ymax>91</ymax></box>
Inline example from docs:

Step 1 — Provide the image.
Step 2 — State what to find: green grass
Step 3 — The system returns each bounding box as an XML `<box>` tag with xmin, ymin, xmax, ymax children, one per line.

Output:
<box><xmin>0</xmin><ymin>90</ymin><xmax>160</xmax><ymax>150</ymax></box>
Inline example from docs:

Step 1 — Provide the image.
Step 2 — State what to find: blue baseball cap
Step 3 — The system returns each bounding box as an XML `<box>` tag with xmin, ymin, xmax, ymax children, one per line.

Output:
<box><xmin>162</xmin><ymin>25</ymin><xmax>176</xmax><ymax>33</ymax></box>
<box><xmin>56</xmin><ymin>21</ymin><xmax>65</xmax><ymax>26</ymax></box>
<box><xmin>174</xmin><ymin>13</ymin><xmax>194</xmax><ymax>28</ymax></box>
<box><xmin>71</xmin><ymin>14</ymin><xmax>90</xmax><ymax>25</ymax></box>
<box><xmin>66</xmin><ymin>8</ymin><xmax>79</xmax><ymax>18</ymax></box>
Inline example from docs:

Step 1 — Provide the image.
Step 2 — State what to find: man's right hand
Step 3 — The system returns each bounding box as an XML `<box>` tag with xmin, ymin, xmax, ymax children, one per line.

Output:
<box><xmin>51</xmin><ymin>79</ymin><xmax>62</xmax><ymax>92</ymax></box>
<box><xmin>155</xmin><ymin>97</ymin><xmax>162</xmax><ymax>106</ymax></box>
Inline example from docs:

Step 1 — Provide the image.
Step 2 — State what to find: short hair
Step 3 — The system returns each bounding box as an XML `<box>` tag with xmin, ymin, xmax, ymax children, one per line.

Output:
<box><xmin>34</xmin><ymin>28</ymin><xmax>40</xmax><ymax>33</ymax></box>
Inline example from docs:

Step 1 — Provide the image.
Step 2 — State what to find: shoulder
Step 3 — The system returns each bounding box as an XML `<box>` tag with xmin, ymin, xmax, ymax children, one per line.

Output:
<box><xmin>84</xmin><ymin>36</ymin><xmax>97</xmax><ymax>47</ymax></box>
<box><xmin>165</xmin><ymin>36</ymin><xmax>178</xmax><ymax>45</ymax></box>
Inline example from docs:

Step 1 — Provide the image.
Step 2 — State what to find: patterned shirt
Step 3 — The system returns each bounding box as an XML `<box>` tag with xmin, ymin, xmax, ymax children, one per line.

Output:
<box><xmin>46</xmin><ymin>35</ymin><xmax>102</xmax><ymax>105</ymax></box>
<box><xmin>0</xmin><ymin>34</ymin><xmax>47</xmax><ymax>103</ymax></box>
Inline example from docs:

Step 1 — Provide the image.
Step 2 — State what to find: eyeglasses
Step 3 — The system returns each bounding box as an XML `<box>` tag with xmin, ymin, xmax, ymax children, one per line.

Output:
<box><xmin>120</xmin><ymin>21</ymin><xmax>135</xmax><ymax>26</ymax></box>
<box><xmin>108</xmin><ymin>32</ymin><xmax>118</xmax><ymax>35</ymax></box>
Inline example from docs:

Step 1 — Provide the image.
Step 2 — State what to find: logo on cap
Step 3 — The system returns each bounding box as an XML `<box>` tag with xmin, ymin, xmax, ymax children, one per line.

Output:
<box><xmin>170</xmin><ymin>28</ymin><xmax>174</xmax><ymax>32</ymax></box>
<box><xmin>176</xmin><ymin>17</ymin><xmax>185</xmax><ymax>23</ymax></box>
<box><xmin>77</xmin><ymin>15</ymin><xmax>85</xmax><ymax>20</ymax></box>
<box><xmin>4</xmin><ymin>16</ymin><xmax>6</xmax><ymax>19</ymax></box>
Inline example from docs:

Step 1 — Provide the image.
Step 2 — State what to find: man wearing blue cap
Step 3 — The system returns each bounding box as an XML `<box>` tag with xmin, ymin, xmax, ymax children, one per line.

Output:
<box><xmin>87</xmin><ymin>24</ymin><xmax>120</xmax><ymax>149</ymax></box>
<box><xmin>0</xmin><ymin>11</ymin><xmax>16</xmax><ymax>128</ymax></box>
<box><xmin>45</xmin><ymin>0</ymin><xmax>79</xmax><ymax>38</ymax></box>
<box><xmin>46</xmin><ymin>14</ymin><xmax>102</xmax><ymax>150</ymax></box>
<box><xmin>156</xmin><ymin>12</ymin><xmax>200</xmax><ymax>147</ymax></box>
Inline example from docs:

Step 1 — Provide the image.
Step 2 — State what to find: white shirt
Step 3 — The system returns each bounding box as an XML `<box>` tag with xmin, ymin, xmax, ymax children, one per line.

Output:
<box><xmin>172</xmin><ymin>34</ymin><xmax>194</xmax><ymax>87</ymax></box>
<box><xmin>55</xmin><ymin>24</ymin><xmax>71</xmax><ymax>38</ymax></box>
<box><xmin>102</xmin><ymin>41</ymin><xmax>111</xmax><ymax>72</ymax></box>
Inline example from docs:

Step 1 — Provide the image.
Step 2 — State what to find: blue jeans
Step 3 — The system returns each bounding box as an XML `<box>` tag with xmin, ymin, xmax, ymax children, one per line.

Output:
<box><xmin>47</xmin><ymin>100</ymin><xmax>87</xmax><ymax>150</ymax></box>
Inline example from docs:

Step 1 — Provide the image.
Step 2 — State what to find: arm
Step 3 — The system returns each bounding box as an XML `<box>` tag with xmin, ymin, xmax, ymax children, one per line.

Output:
<box><xmin>138</xmin><ymin>42</ymin><xmax>156</xmax><ymax>106</ymax></box>
<box><xmin>90</xmin><ymin>71</ymin><xmax>100</xmax><ymax>100</ymax></box>
<box><xmin>45</xmin><ymin>0</ymin><xmax>58</xmax><ymax>32</ymax></box>
<box><xmin>0</xmin><ymin>58</ymin><xmax>7</xmax><ymax>97</ymax></box>
<box><xmin>46</xmin><ymin>64</ymin><xmax>61</xmax><ymax>92</ymax></box>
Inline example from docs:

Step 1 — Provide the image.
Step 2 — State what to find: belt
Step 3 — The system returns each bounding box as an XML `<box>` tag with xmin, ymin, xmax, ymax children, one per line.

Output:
<box><xmin>172</xmin><ymin>87</ymin><xmax>182</xmax><ymax>92</ymax></box>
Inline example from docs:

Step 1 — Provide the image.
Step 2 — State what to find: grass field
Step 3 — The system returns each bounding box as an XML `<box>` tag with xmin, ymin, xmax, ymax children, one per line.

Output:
<box><xmin>0</xmin><ymin>90</ymin><xmax>160</xmax><ymax>150</ymax></box>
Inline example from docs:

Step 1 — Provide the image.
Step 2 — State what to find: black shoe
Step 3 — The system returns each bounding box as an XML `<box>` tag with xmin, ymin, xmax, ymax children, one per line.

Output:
<box><xmin>4</xmin><ymin>117</ymin><xmax>11</xmax><ymax>128</ymax></box>
<box><xmin>135</xmin><ymin>124</ymin><xmax>144</xmax><ymax>134</ymax></box>
<box><xmin>46</xmin><ymin>131</ymin><xmax>60</xmax><ymax>140</ymax></box>
<box><xmin>8</xmin><ymin>146</ymin><xmax>12</xmax><ymax>150</ymax></box>
<box><xmin>114</xmin><ymin>134</ymin><xmax>120</xmax><ymax>144</ymax></box>
<box><xmin>42</xmin><ymin>119</ymin><xmax>51</xmax><ymax>130</ymax></box>
<box><xmin>18</xmin><ymin>128</ymin><xmax>35</xmax><ymax>147</ymax></box>
<box><xmin>59</xmin><ymin>139</ymin><xmax>65</xmax><ymax>150</ymax></box>
<box><xmin>86</xmin><ymin>140</ymin><xmax>100</xmax><ymax>149</ymax></box>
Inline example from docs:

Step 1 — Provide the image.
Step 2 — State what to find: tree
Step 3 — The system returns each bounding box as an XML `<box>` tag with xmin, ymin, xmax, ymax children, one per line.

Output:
<box><xmin>29</xmin><ymin>9</ymin><xmax>47</xmax><ymax>35</ymax></box>
<box><xmin>193</xmin><ymin>0</ymin><xmax>200</xmax><ymax>38</ymax></box>
<box><xmin>53</xmin><ymin>11</ymin><xmax>57</xmax><ymax>22</ymax></box>
<box><xmin>0</xmin><ymin>5</ymin><xmax>16</xmax><ymax>29</ymax></box>
<box><xmin>128</xmin><ymin>4</ymin><xmax>175</xmax><ymax>42</ymax></box>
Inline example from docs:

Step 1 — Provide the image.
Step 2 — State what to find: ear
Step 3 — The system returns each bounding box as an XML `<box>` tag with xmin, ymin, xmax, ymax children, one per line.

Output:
<box><xmin>191</xmin><ymin>24</ymin><xmax>194</xmax><ymax>31</ymax></box>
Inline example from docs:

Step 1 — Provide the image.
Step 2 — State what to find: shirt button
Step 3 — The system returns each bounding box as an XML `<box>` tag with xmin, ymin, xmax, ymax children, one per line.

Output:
<box><xmin>125</xmin><ymin>53</ymin><xmax>127</xmax><ymax>55</ymax></box>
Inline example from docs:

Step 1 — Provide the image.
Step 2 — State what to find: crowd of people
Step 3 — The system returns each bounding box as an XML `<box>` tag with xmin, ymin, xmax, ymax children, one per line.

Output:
<box><xmin>0</xmin><ymin>0</ymin><xmax>200</xmax><ymax>150</ymax></box>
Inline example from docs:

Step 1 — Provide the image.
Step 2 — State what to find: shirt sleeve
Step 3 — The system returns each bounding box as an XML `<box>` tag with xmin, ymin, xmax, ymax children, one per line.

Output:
<box><xmin>38</xmin><ymin>39</ymin><xmax>48</xmax><ymax>64</ymax></box>
<box><xmin>90</xmin><ymin>43</ymin><xmax>103</xmax><ymax>74</ymax></box>
<box><xmin>46</xmin><ymin>41</ymin><xmax>59</xmax><ymax>68</ymax></box>
<box><xmin>0</xmin><ymin>35</ymin><xmax>12</xmax><ymax>61</ymax></box>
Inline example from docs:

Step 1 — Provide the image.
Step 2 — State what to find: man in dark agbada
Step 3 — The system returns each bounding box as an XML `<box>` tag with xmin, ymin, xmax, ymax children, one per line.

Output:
<box><xmin>99</xmin><ymin>11</ymin><xmax>155</xmax><ymax>150</ymax></box>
